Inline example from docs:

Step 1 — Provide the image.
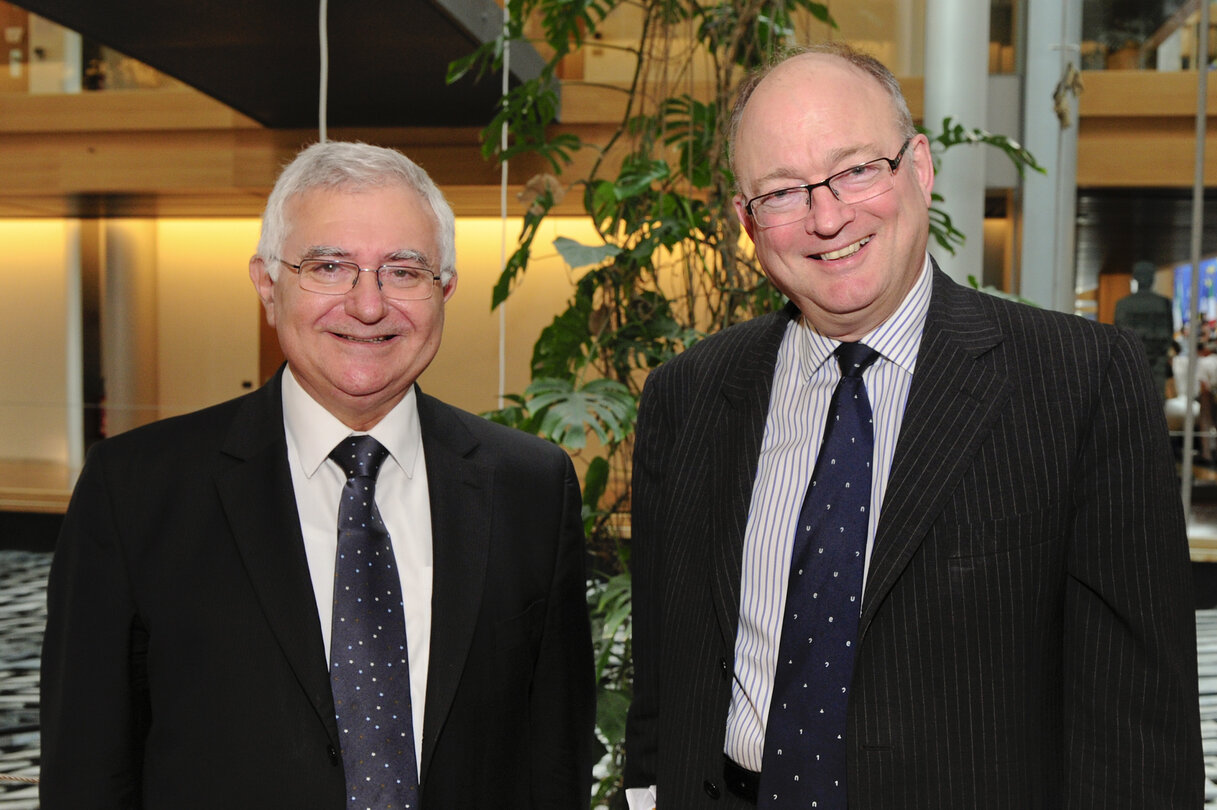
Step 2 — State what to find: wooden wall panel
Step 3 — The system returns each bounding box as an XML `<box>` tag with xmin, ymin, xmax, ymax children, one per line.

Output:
<box><xmin>0</xmin><ymin>70</ymin><xmax>1211</xmax><ymax>216</ymax></box>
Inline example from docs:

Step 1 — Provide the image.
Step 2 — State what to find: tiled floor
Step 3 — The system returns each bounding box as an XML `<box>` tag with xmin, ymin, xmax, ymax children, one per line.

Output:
<box><xmin>0</xmin><ymin>551</ymin><xmax>48</xmax><ymax>809</ymax></box>
<box><xmin>4</xmin><ymin>549</ymin><xmax>1217</xmax><ymax>807</ymax></box>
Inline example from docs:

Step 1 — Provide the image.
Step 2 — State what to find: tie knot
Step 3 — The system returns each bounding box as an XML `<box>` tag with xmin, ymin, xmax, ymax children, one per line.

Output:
<box><xmin>835</xmin><ymin>342</ymin><xmax>879</xmax><ymax>378</ymax></box>
<box><xmin>329</xmin><ymin>435</ymin><xmax>390</xmax><ymax>480</ymax></box>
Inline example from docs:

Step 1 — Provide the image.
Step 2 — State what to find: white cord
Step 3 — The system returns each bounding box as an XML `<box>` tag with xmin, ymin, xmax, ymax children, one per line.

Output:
<box><xmin>318</xmin><ymin>0</ymin><xmax>330</xmax><ymax>142</ymax></box>
<box><xmin>497</xmin><ymin>5</ymin><xmax>510</xmax><ymax>409</ymax></box>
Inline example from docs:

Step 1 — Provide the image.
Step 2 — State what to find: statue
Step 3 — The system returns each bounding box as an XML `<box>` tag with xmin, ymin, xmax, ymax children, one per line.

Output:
<box><xmin>1115</xmin><ymin>260</ymin><xmax>1174</xmax><ymax>402</ymax></box>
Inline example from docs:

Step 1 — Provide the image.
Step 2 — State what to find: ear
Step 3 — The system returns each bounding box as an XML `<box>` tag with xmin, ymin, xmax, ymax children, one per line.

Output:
<box><xmin>249</xmin><ymin>256</ymin><xmax>277</xmax><ymax>327</ymax></box>
<box><xmin>909</xmin><ymin>134</ymin><xmax>935</xmax><ymax>206</ymax></box>
<box><xmin>733</xmin><ymin>193</ymin><xmax>759</xmax><ymax>243</ymax></box>
<box><xmin>440</xmin><ymin>271</ymin><xmax>458</xmax><ymax>303</ymax></box>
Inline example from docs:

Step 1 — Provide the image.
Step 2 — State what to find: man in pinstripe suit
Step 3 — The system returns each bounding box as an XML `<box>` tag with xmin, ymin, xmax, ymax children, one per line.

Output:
<box><xmin>623</xmin><ymin>43</ymin><xmax>1202</xmax><ymax>809</ymax></box>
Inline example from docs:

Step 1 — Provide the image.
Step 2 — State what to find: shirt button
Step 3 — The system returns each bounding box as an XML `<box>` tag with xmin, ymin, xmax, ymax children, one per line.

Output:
<box><xmin>703</xmin><ymin>779</ymin><xmax>721</xmax><ymax>799</ymax></box>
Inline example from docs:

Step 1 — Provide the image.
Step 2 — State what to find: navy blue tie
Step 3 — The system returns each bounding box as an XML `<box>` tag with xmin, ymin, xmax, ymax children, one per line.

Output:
<box><xmin>329</xmin><ymin>435</ymin><xmax>419</xmax><ymax>810</ymax></box>
<box><xmin>758</xmin><ymin>342</ymin><xmax>879</xmax><ymax>810</ymax></box>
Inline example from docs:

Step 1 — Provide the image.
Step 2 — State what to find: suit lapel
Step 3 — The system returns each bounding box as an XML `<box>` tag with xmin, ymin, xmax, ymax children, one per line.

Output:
<box><xmin>710</xmin><ymin>304</ymin><xmax>798</xmax><ymax>646</ymax></box>
<box><xmin>860</xmin><ymin>269</ymin><xmax>1010</xmax><ymax>635</ymax></box>
<box><xmin>215</xmin><ymin>372</ymin><xmax>338</xmax><ymax>742</ymax></box>
<box><xmin>414</xmin><ymin>391</ymin><xmax>492</xmax><ymax>781</ymax></box>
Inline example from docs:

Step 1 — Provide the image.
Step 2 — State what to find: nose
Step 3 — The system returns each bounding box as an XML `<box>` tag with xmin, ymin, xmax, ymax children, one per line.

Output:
<box><xmin>806</xmin><ymin>184</ymin><xmax>854</xmax><ymax>236</ymax></box>
<box><xmin>344</xmin><ymin>268</ymin><xmax>387</xmax><ymax>321</ymax></box>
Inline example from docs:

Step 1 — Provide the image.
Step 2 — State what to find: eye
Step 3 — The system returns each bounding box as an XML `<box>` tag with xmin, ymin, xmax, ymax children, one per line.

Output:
<box><xmin>758</xmin><ymin>187</ymin><xmax>806</xmax><ymax>211</ymax></box>
<box><xmin>307</xmin><ymin>260</ymin><xmax>348</xmax><ymax>277</ymax></box>
<box><xmin>381</xmin><ymin>266</ymin><xmax>428</xmax><ymax>285</ymax></box>
<box><xmin>835</xmin><ymin>162</ymin><xmax>882</xmax><ymax>188</ymax></box>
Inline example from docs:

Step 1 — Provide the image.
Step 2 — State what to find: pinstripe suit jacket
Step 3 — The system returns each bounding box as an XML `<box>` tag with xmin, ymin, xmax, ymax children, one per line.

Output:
<box><xmin>624</xmin><ymin>265</ymin><xmax>1203</xmax><ymax>808</ymax></box>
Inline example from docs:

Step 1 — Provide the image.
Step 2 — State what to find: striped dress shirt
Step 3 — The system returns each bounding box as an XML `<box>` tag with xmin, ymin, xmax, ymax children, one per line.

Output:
<box><xmin>723</xmin><ymin>254</ymin><xmax>933</xmax><ymax>770</ymax></box>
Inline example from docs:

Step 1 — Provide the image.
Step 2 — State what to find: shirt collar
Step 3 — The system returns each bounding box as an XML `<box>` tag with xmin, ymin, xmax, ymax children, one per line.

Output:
<box><xmin>795</xmin><ymin>253</ymin><xmax>932</xmax><ymax>379</ymax></box>
<box><xmin>281</xmin><ymin>366</ymin><xmax>423</xmax><ymax>480</ymax></box>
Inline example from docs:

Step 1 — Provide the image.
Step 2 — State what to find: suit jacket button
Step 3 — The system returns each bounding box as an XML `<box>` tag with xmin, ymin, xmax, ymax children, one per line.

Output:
<box><xmin>720</xmin><ymin>657</ymin><xmax>730</xmax><ymax>681</ymax></box>
<box><xmin>327</xmin><ymin>744</ymin><xmax>340</xmax><ymax>766</ymax></box>
<box><xmin>704</xmin><ymin>779</ymin><xmax>721</xmax><ymax>799</ymax></box>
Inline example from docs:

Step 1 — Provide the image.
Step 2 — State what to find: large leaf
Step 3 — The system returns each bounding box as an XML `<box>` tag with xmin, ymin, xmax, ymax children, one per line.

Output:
<box><xmin>524</xmin><ymin>377</ymin><xmax>636</xmax><ymax>449</ymax></box>
<box><xmin>530</xmin><ymin>294</ymin><xmax>595</xmax><ymax>379</ymax></box>
<box><xmin>554</xmin><ymin>236</ymin><xmax>621</xmax><ymax>271</ymax></box>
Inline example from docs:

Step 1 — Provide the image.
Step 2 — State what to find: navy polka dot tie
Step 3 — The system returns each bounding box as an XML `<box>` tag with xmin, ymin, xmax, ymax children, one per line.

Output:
<box><xmin>328</xmin><ymin>435</ymin><xmax>419</xmax><ymax>810</ymax></box>
<box><xmin>758</xmin><ymin>342</ymin><xmax>879</xmax><ymax>810</ymax></box>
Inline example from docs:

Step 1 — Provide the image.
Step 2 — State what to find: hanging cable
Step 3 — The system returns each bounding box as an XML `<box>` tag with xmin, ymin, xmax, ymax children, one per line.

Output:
<box><xmin>498</xmin><ymin>4</ymin><xmax>510</xmax><ymax>409</ymax></box>
<box><xmin>318</xmin><ymin>0</ymin><xmax>330</xmax><ymax>142</ymax></box>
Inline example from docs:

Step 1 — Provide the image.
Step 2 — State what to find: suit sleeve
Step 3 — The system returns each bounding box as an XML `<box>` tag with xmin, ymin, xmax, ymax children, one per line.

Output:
<box><xmin>529</xmin><ymin>453</ymin><xmax>596</xmax><ymax>810</ymax></box>
<box><xmin>40</xmin><ymin>446</ymin><xmax>146</xmax><ymax>809</ymax></box>
<box><xmin>1063</xmin><ymin>327</ymin><xmax>1203</xmax><ymax>806</ymax></box>
<box><xmin>624</xmin><ymin>368</ymin><xmax>670</xmax><ymax>790</ymax></box>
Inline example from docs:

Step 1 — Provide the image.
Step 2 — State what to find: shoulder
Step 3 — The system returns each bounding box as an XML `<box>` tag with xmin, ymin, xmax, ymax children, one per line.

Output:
<box><xmin>89</xmin><ymin>388</ymin><xmax>261</xmax><ymax>464</ymax></box>
<box><xmin>930</xmin><ymin>268</ymin><xmax>1133</xmax><ymax>357</ymax></box>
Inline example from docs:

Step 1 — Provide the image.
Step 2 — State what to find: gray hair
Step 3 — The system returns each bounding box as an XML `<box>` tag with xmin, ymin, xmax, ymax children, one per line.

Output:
<box><xmin>256</xmin><ymin>141</ymin><xmax>456</xmax><ymax>284</ymax></box>
<box><xmin>728</xmin><ymin>42</ymin><xmax>918</xmax><ymax>184</ymax></box>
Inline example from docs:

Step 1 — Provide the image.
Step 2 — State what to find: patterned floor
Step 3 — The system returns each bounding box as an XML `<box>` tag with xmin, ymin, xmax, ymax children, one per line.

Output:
<box><xmin>0</xmin><ymin>551</ymin><xmax>47</xmax><ymax>809</ymax></box>
<box><xmin>4</xmin><ymin>550</ymin><xmax>1217</xmax><ymax>807</ymax></box>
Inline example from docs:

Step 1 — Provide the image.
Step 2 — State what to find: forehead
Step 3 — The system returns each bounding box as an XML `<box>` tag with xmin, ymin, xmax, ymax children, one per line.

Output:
<box><xmin>735</xmin><ymin>55</ymin><xmax>900</xmax><ymax>178</ymax></box>
<box><xmin>283</xmin><ymin>183</ymin><xmax>437</xmax><ymax>252</ymax></box>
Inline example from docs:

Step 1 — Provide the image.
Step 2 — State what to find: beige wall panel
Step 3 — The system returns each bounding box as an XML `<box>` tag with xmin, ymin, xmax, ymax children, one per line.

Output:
<box><xmin>423</xmin><ymin>216</ymin><xmax>599</xmax><ymax>415</ymax></box>
<box><xmin>155</xmin><ymin>219</ymin><xmax>261</xmax><ymax>419</ymax></box>
<box><xmin>0</xmin><ymin>219</ymin><xmax>71</xmax><ymax>462</ymax></box>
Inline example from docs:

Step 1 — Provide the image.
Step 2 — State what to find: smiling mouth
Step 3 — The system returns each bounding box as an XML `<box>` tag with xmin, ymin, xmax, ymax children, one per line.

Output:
<box><xmin>812</xmin><ymin>236</ymin><xmax>872</xmax><ymax>261</ymax></box>
<box><xmin>337</xmin><ymin>334</ymin><xmax>393</xmax><ymax>344</ymax></box>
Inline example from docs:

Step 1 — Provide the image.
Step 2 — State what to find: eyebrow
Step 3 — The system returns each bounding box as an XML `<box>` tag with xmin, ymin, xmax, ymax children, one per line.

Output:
<box><xmin>299</xmin><ymin>245</ymin><xmax>432</xmax><ymax>267</ymax></box>
<box><xmin>750</xmin><ymin>142</ymin><xmax>887</xmax><ymax>192</ymax></box>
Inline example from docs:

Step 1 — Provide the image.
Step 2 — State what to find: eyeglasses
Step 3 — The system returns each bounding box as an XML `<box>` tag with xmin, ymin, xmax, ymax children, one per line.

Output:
<box><xmin>743</xmin><ymin>138</ymin><xmax>913</xmax><ymax>229</ymax></box>
<box><xmin>277</xmin><ymin>258</ymin><xmax>441</xmax><ymax>301</ymax></box>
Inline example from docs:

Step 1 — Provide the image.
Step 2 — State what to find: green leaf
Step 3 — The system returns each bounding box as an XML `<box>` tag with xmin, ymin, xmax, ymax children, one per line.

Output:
<box><xmin>525</xmin><ymin>377</ymin><xmax>636</xmax><ymax>449</ymax></box>
<box><xmin>581</xmin><ymin>456</ymin><xmax>610</xmax><ymax>535</ymax></box>
<box><xmin>596</xmin><ymin>687</ymin><xmax>632</xmax><ymax>745</ymax></box>
<box><xmin>554</xmin><ymin>236</ymin><xmax>621</xmax><ymax>270</ymax></box>
<box><xmin>445</xmin><ymin>47</ymin><xmax>486</xmax><ymax>84</ymax></box>
<box><xmin>530</xmin><ymin>295</ymin><xmax>594</xmax><ymax>379</ymax></box>
<box><xmin>928</xmin><ymin>203</ymin><xmax>966</xmax><ymax>256</ymax></box>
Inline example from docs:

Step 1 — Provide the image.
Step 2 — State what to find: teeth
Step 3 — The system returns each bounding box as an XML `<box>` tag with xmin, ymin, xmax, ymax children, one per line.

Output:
<box><xmin>342</xmin><ymin>335</ymin><xmax>389</xmax><ymax>343</ymax></box>
<box><xmin>815</xmin><ymin>237</ymin><xmax>871</xmax><ymax>261</ymax></box>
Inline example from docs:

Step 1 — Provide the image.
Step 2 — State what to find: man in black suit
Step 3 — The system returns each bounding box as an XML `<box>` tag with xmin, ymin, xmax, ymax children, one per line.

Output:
<box><xmin>624</xmin><ymin>44</ymin><xmax>1202</xmax><ymax>809</ymax></box>
<box><xmin>40</xmin><ymin>141</ymin><xmax>594</xmax><ymax>809</ymax></box>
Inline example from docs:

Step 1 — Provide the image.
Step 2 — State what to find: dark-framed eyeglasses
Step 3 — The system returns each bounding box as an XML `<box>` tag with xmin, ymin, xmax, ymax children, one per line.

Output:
<box><xmin>276</xmin><ymin>258</ymin><xmax>441</xmax><ymax>301</ymax></box>
<box><xmin>744</xmin><ymin>138</ymin><xmax>914</xmax><ymax>229</ymax></box>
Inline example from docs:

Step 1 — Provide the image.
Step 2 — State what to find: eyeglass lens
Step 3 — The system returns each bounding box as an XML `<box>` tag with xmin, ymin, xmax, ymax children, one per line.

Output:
<box><xmin>297</xmin><ymin>260</ymin><xmax>436</xmax><ymax>300</ymax></box>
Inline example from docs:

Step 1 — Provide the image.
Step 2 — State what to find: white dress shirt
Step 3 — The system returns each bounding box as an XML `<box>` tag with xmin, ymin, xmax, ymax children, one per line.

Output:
<box><xmin>281</xmin><ymin>368</ymin><xmax>433</xmax><ymax>770</ymax></box>
<box><xmin>626</xmin><ymin>256</ymin><xmax>933</xmax><ymax>810</ymax></box>
<box><xmin>722</xmin><ymin>255</ymin><xmax>931</xmax><ymax>771</ymax></box>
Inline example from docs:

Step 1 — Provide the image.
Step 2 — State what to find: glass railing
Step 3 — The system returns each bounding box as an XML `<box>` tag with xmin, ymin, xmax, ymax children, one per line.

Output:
<box><xmin>0</xmin><ymin>3</ymin><xmax>182</xmax><ymax>95</ymax></box>
<box><xmin>1083</xmin><ymin>0</ymin><xmax>1215</xmax><ymax>71</ymax></box>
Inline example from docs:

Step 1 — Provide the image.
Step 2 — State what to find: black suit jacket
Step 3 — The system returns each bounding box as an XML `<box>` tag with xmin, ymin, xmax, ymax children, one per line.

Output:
<box><xmin>40</xmin><ymin>371</ymin><xmax>595</xmax><ymax>809</ymax></box>
<box><xmin>624</xmin><ymin>266</ymin><xmax>1203</xmax><ymax>808</ymax></box>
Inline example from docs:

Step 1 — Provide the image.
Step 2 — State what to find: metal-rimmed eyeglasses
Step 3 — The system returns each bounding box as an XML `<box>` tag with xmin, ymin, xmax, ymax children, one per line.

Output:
<box><xmin>277</xmin><ymin>258</ymin><xmax>441</xmax><ymax>301</ymax></box>
<box><xmin>743</xmin><ymin>138</ymin><xmax>913</xmax><ymax>229</ymax></box>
